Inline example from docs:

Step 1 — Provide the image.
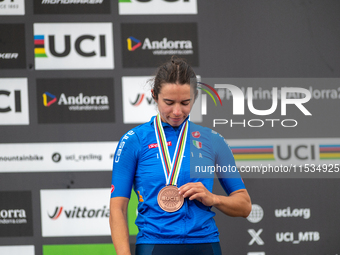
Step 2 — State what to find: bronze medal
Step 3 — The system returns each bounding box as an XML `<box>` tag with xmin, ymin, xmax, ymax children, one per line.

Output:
<box><xmin>157</xmin><ymin>185</ymin><xmax>184</xmax><ymax>212</ymax></box>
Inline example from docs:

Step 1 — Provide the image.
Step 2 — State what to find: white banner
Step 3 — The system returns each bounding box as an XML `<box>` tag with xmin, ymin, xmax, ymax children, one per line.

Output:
<box><xmin>0</xmin><ymin>0</ymin><xmax>25</xmax><ymax>15</ymax></box>
<box><xmin>0</xmin><ymin>78</ymin><xmax>29</xmax><ymax>125</ymax></box>
<box><xmin>122</xmin><ymin>76</ymin><xmax>156</xmax><ymax>124</ymax></box>
<box><xmin>0</xmin><ymin>142</ymin><xmax>117</xmax><ymax>172</ymax></box>
<box><xmin>40</xmin><ymin>189</ymin><xmax>111</xmax><ymax>237</ymax></box>
<box><xmin>119</xmin><ymin>0</ymin><xmax>197</xmax><ymax>15</ymax></box>
<box><xmin>34</xmin><ymin>23</ymin><xmax>114</xmax><ymax>70</ymax></box>
<box><xmin>0</xmin><ymin>246</ymin><xmax>34</xmax><ymax>255</ymax></box>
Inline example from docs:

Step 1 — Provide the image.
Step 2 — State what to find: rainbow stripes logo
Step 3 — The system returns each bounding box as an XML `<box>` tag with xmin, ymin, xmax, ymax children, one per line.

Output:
<box><xmin>43</xmin><ymin>92</ymin><xmax>57</xmax><ymax>107</ymax></box>
<box><xmin>198</xmin><ymin>82</ymin><xmax>222</xmax><ymax>106</ymax></box>
<box><xmin>34</xmin><ymin>35</ymin><xmax>48</xmax><ymax>58</ymax></box>
<box><xmin>127</xmin><ymin>36</ymin><xmax>141</xmax><ymax>51</ymax></box>
<box><xmin>231</xmin><ymin>146</ymin><xmax>275</xmax><ymax>161</ymax></box>
<box><xmin>319</xmin><ymin>144</ymin><xmax>340</xmax><ymax>159</ymax></box>
<box><xmin>198</xmin><ymin>82</ymin><xmax>222</xmax><ymax>115</ymax></box>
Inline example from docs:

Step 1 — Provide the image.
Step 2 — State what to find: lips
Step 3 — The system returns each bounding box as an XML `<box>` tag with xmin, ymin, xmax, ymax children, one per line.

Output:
<box><xmin>170</xmin><ymin>117</ymin><xmax>182</xmax><ymax>122</ymax></box>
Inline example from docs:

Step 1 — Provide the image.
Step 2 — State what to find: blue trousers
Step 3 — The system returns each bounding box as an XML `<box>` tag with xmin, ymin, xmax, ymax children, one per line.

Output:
<box><xmin>136</xmin><ymin>242</ymin><xmax>222</xmax><ymax>255</ymax></box>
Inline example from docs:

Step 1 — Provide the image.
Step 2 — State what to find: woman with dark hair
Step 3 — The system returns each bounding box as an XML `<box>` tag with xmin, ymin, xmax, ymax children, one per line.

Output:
<box><xmin>109</xmin><ymin>56</ymin><xmax>251</xmax><ymax>255</ymax></box>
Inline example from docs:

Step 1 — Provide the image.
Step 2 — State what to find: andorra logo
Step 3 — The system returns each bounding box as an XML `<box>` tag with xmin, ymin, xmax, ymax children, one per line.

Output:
<box><xmin>127</xmin><ymin>36</ymin><xmax>142</xmax><ymax>51</ymax></box>
<box><xmin>43</xmin><ymin>92</ymin><xmax>57</xmax><ymax>107</ymax></box>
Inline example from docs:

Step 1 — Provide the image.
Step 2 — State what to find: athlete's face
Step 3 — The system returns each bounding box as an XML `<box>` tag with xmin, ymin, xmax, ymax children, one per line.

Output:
<box><xmin>153</xmin><ymin>83</ymin><xmax>195</xmax><ymax>127</ymax></box>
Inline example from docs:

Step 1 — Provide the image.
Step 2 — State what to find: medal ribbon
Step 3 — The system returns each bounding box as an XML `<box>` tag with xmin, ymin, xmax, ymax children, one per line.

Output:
<box><xmin>154</xmin><ymin>114</ymin><xmax>189</xmax><ymax>186</ymax></box>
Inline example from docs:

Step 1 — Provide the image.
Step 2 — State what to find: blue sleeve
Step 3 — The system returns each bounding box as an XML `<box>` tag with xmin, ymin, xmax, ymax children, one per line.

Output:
<box><xmin>110</xmin><ymin>130</ymin><xmax>140</xmax><ymax>198</ymax></box>
<box><xmin>212</xmin><ymin>132</ymin><xmax>246</xmax><ymax>195</ymax></box>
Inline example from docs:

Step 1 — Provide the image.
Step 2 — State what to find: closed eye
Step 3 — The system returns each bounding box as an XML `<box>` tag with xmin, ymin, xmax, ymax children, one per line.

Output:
<box><xmin>164</xmin><ymin>100</ymin><xmax>174</xmax><ymax>105</ymax></box>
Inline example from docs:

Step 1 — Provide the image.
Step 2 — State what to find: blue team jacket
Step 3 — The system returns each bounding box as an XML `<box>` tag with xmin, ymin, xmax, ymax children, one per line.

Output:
<box><xmin>111</xmin><ymin>116</ymin><xmax>245</xmax><ymax>244</ymax></box>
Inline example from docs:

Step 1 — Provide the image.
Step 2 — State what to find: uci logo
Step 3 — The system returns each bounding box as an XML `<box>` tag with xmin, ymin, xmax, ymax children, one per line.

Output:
<box><xmin>0</xmin><ymin>90</ymin><xmax>21</xmax><ymax>113</ymax></box>
<box><xmin>276</xmin><ymin>144</ymin><xmax>315</xmax><ymax>160</ymax></box>
<box><xmin>35</xmin><ymin>34</ymin><xmax>107</xmax><ymax>58</ymax></box>
<box><xmin>34</xmin><ymin>23</ymin><xmax>114</xmax><ymax>70</ymax></box>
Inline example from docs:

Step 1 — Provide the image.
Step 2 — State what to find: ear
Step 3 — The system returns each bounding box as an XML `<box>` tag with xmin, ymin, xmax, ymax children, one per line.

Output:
<box><xmin>151</xmin><ymin>89</ymin><xmax>157</xmax><ymax>102</ymax></box>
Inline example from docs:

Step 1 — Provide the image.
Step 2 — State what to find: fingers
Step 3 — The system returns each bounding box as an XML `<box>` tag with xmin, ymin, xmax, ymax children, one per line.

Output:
<box><xmin>187</xmin><ymin>193</ymin><xmax>203</xmax><ymax>202</ymax></box>
<box><xmin>178</xmin><ymin>182</ymin><xmax>208</xmax><ymax>203</ymax></box>
<box><xmin>178</xmin><ymin>182</ymin><xmax>204</xmax><ymax>195</ymax></box>
<box><xmin>178</xmin><ymin>182</ymin><xmax>216</xmax><ymax>206</ymax></box>
<box><xmin>181</xmin><ymin>187</ymin><xmax>202</xmax><ymax>199</ymax></box>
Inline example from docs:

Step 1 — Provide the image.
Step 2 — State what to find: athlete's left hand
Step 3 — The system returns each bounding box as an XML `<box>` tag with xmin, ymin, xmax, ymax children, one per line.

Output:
<box><xmin>178</xmin><ymin>182</ymin><xmax>216</xmax><ymax>207</ymax></box>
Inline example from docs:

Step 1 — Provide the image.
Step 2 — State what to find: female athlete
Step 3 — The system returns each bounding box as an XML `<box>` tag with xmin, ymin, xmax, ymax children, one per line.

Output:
<box><xmin>110</xmin><ymin>56</ymin><xmax>252</xmax><ymax>255</ymax></box>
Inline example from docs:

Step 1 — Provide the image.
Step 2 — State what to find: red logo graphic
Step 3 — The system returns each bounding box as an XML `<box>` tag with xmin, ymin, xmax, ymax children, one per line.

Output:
<box><xmin>111</xmin><ymin>185</ymin><xmax>115</xmax><ymax>193</ymax></box>
<box><xmin>48</xmin><ymin>206</ymin><xmax>63</xmax><ymax>220</ymax></box>
<box><xmin>148</xmin><ymin>141</ymin><xmax>172</xmax><ymax>149</ymax></box>
<box><xmin>192</xmin><ymin>131</ymin><xmax>201</xmax><ymax>138</ymax></box>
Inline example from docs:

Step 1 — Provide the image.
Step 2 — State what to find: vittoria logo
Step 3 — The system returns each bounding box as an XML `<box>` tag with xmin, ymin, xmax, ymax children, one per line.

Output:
<box><xmin>130</xmin><ymin>93</ymin><xmax>154</xmax><ymax>106</ymax></box>
<box><xmin>40</xmin><ymin>189</ymin><xmax>111</xmax><ymax>237</ymax></box>
<box><xmin>48</xmin><ymin>206</ymin><xmax>109</xmax><ymax>220</ymax></box>
<box><xmin>33</xmin><ymin>23</ymin><xmax>114</xmax><ymax>70</ymax></box>
<box><xmin>122</xmin><ymin>76</ymin><xmax>158</xmax><ymax>123</ymax></box>
<box><xmin>49</xmin><ymin>206</ymin><xmax>63</xmax><ymax>220</ymax></box>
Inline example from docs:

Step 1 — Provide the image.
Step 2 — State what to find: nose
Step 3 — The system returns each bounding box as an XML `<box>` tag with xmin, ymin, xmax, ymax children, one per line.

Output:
<box><xmin>173</xmin><ymin>104</ymin><xmax>182</xmax><ymax>116</ymax></box>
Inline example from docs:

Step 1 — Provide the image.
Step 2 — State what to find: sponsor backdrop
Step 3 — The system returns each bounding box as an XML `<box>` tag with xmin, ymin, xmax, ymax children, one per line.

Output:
<box><xmin>0</xmin><ymin>1</ymin><xmax>340</xmax><ymax>255</ymax></box>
